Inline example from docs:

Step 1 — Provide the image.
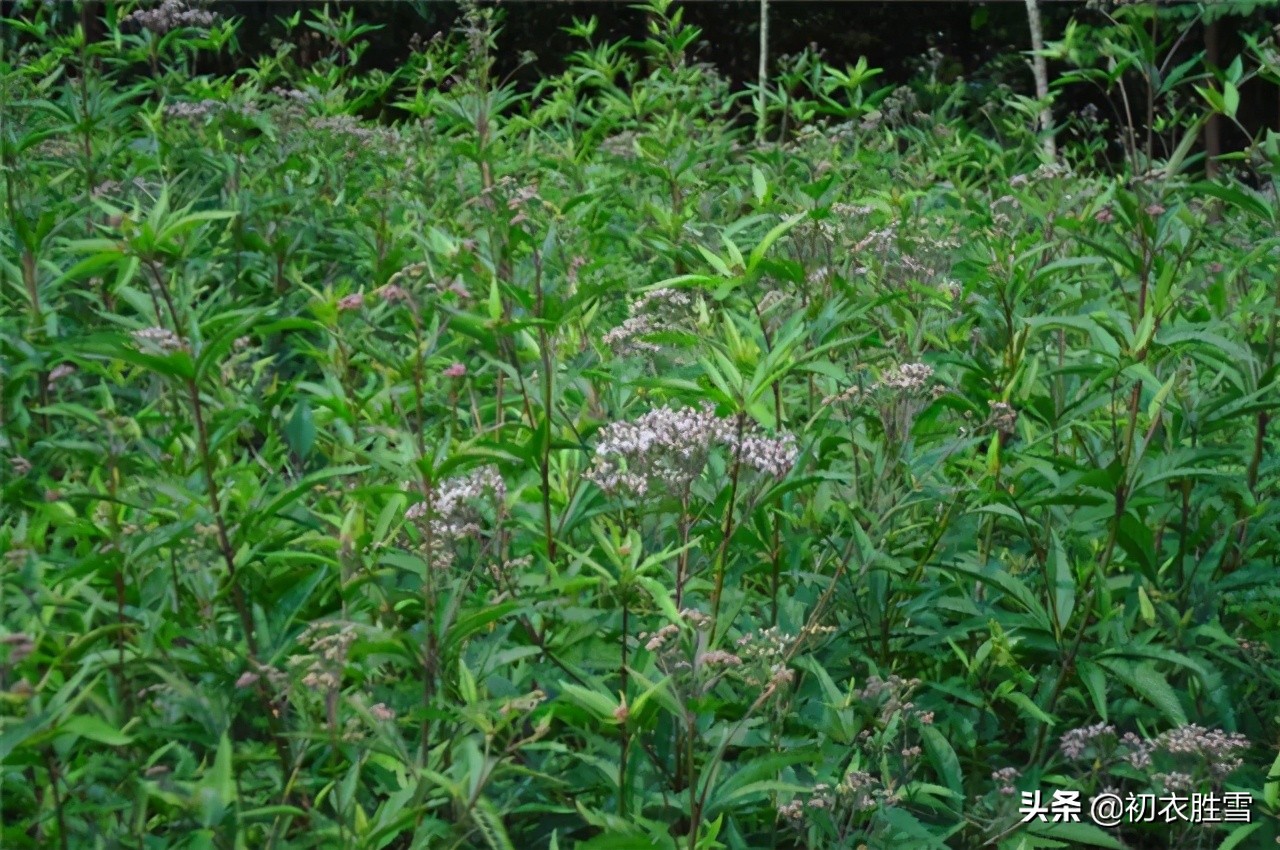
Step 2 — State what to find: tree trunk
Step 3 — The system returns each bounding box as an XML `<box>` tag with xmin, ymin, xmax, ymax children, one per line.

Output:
<box><xmin>1024</xmin><ymin>0</ymin><xmax>1056</xmax><ymax>161</ymax></box>
<box><xmin>756</xmin><ymin>0</ymin><xmax>769</xmax><ymax>143</ymax></box>
<box><xmin>1204</xmin><ymin>16</ymin><xmax>1222</xmax><ymax>179</ymax></box>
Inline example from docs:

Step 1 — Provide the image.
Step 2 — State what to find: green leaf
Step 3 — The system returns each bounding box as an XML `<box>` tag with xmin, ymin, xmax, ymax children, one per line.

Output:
<box><xmin>920</xmin><ymin>725</ymin><xmax>964</xmax><ymax>799</ymax></box>
<box><xmin>1097</xmin><ymin>660</ymin><xmax>1187</xmax><ymax>725</ymax></box>
<box><xmin>1027</xmin><ymin>822</ymin><xmax>1128</xmax><ymax>849</ymax></box>
<box><xmin>284</xmin><ymin>399</ymin><xmax>317</xmax><ymax>460</ymax></box>
<box><xmin>751</xmin><ymin>167</ymin><xmax>768</xmax><ymax>204</ymax></box>
<box><xmin>1264</xmin><ymin>748</ymin><xmax>1280</xmax><ymax>809</ymax></box>
<box><xmin>57</xmin><ymin>715</ymin><xmax>133</xmax><ymax>746</ymax></box>
<box><xmin>1218</xmin><ymin>822</ymin><xmax>1264</xmax><ymax>850</ymax></box>
<box><xmin>747</xmin><ymin>213</ymin><xmax>805</xmax><ymax>271</ymax></box>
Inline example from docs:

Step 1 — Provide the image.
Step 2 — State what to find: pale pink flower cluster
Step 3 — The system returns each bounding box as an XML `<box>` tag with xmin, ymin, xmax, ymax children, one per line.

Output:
<box><xmin>876</xmin><ymin>362</ymin><xmax>934</xmax><ymax>393</ymax></box>
<box><xmin>585</xmin><ymin>404</ymin><xmax>730</xmax><ymax>496</ymax></box>
<box><xmin>602</xmin><ymin>288</ymin><xmax>694</xmax><ymax>355</ymax></box>
<box><xmin>132</xmin><ymin>327</ymin><xmax>187</xmax><ymax>353</ymax></box>
<box><xmin>337</xmin><ymin>293</ymin><xmax>364</xmax><ymax>312</ymax></box>
<box><xmin>289</xmin><ymin>623</ymin><xmax>358</xmax><ymax>692</ymax></box>
<box><xmin>309</xmin><ymin>115</ymin><xmax>385</xmax><ymax>145</ymax></box>
<box><xmin>992</xmin><ymin>766</ymin><xmax>1020</xmax><ymax>796</ymax></box>
<box><xmin>164</xmin><ymin>100</ymin><xmax>223</xmax><ymax>121</ymax></box>
<box><xmin>586</xmin><ymin>405</ymin><xmax>798</xmax><ymax>497</ymax></box>
<box><xmin>405</xmin><ymin>466</ymin><xmax>506</xmax><ymax>540</ymax></box>
<box><xmin>122</xmin><ymin>0</ymin><xmax>217</xmax><ymax>34</ymax></box>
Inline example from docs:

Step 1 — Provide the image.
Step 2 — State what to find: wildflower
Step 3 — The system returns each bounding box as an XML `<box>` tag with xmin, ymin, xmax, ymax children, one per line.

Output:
<box><xmin>680</xmin><ymin>608</ymin><xmax>711</xmax><ymax>630</ymax></box>
<box><xmin>307</xmin><ymin>115</ymin><xmax>392</xmax><ymax>146</ymax></box>
<box><xmin>131</xmin><ymin>327</ymin><xmax>186</xmax><ymax>353</ymax></box>
<box><xmin>777</xmin><ymin>799</ymin><xmax>806</xmax><ymax>821</ymax></box>
<box><xmin>699</xmin><ymin>649</ymin><xmax>743</xmax><ymax>667</ymax></box>
<box><xmin>369</xmin><ymin>703</ymin><xmax>396</xmax><ymax>722</ymax></box>
<box><xmin>164</xmin><ymin>100</ymin><xmax>223</xmax><ymax>121</ymax></box>
<box><xmin>270</xmin><ymin>87</ymin><xmax>316</xmax><ymax>104</ymax></box>
<box><xmin>838</xmin><ymin>771</ymin><xmax>883</xmax><ymax>810</ymax></box>
<box><xmin>585</xmin><ymin>404</ymin><xmax>729</xmax><ymax>496</ymax></box>
<box><xmin>121</xmin><ymin>0</ymin><xmax>217</xmax><ymax>34</ymax></box>
<box><xmin>48</xmin><ymin>364</ymin><xmax>76</xmax><ymax>384</ymax></box>
<box><xmin>992</xmin><ymin>766</ymin><xmax>1020</xmax><ymax>796</ymax></box>
<box><xmin>405</xmin><ymin>466</ymin><xmax>506</xmax><ymax>541</ymax></box>
<box><xmin>235</xmin><ymin>672</ymin><xmax>260</xmax><ymax>688</ymax></box>
<box><xmin>988</xmin><ymin>401</ymin><xmax>1018</xmax><ymax>432</ymax></box>
<box><xmin>1155</xmin><ymin>724</ymin><xmax>1249</xmax><ymax>778</ymax></box>
<box><xmin>443</xmin><ymin>362</ymin><xmax>467</xmax><ymax>378</ymax></box>
<box><xmin>603</xmin><ymin>288</ymin><xmax>695</xmax><ymax>356</ymax></box>
<box><xmin>732</xmin><ymin>431</ymin><xmax>799</xmax><ymax>477</ymax></box>
<box><xmin>586</xmin><ymin>405</ymin><xmax>798</xmax><ymax>497</ymax></box>
<box><xmin>612</xmin><ymin>702</ymin><xmax>629</xmax><ymax>723</ymax></box>
<box><xmin>1059</xmin><ymin>722</ymin><xmax>1116</xmax><ymax>761</ymax></box>
<box><xmin>377</xmin><ymin>284</ymin><xmax>411</xmax><ymax>304</ymax></box>
<box><xmin>337</xmin><ymin>293</ymin><xmax>364</xmax><ymax>312</ymax></box>
<box><xmin>1094</xmin><ymin>207</ymin><xmax>1115</xmax><ymax>224</ymax></box>
<box><xmin>9</xmin><ymin>457</ymin><xmax>32</xmax><ymax>476</ymax></box>
<box><xmin>876</xmin><ymin>362</ymin><xmax>933</xmax><ymax>393</ymax></box>
<box><xmin>641</xmin><ymin>624</ymin><xmax>680</xmax><ymax>653</ymax></box>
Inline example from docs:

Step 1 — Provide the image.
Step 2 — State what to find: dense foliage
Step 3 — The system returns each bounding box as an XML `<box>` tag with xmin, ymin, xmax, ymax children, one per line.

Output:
<box><xmin>4</xmin><ymin>2</ymin><xmax>1280</xmax><ymax>848</ymax></box>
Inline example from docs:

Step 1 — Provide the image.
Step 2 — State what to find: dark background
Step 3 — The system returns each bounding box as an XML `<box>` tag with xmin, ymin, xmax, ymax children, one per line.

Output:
<box><xmin>11</xmin><ymin>2</ymin><xmax>1280</xmax><ymax>155</ymax></box>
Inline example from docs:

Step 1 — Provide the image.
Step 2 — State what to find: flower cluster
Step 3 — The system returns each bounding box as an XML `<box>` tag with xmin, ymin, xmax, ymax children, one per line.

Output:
<box><xmin>164</xmin><ymin>99</ymin><xmax>224</xmax><ymax>121</ymax></box>
<box><xmin>992</xmin><ymin>766</ymin><xmax>1021</xmax><ymax>796</ymax></box>
<box><xmin>877</xmin><ymin>362</ymin><xmax>934</xmax><ymax>393</ymax></box>
<box><xmin>406</xmin><ymin>465</ymin><xmax>506</xmax><ymax>541</ymax></box>
<box><xmin>1060</xmin><ymin>723</ymin><xmax>1249</xmax><ymax>790</ymax></box>
<box><xmin>337</xmin><ymin>292</ymin><xmax>364</xmax><ymax>312</ymax></box>
<box><xmin>586</xmin><ymin>405</ymin><xmax>799</xmax><ymax>497</ymax></box>
<box><xmin>735</xmin><ymin>431</ymin><xmax>799</xmax><ymax>477</ymax></box>
<box><xmin>778</xmin><ymin>771</ymin><xmax>888</xmax><ymax>827</ymax></box>
<box><xmin>602</xmin><ymin>288</ymin><xmax>695</xmax><ymax>356</ymax></box>
<box><xmin>987</xmin><ymin>400</ymin><xmax>1018</xmax><ymax>433</ymax></box>
<box><xmin>271</xmin><ymin>87</ymin><xmax>317</xmax><ymax>105</ymax></box>
<box><xmin>585</xmin><ymin>404</ymin><xmax>729</xmax><ymax>496</ymax></box>
<box><xmin>288</xmin><ymin>622</ymin><xmax>359</xmax><ymax>692</ymax></box>
<box><xmin>307</xmin><ymin>115</ymin><xmax>398</xmax><ymax>148</ymax></box>
<box><xmin>121</xmin><ymin>0</ymin><xmax>217</xmax><ymax>34</ymax></box>
<box><xmin>132</xmin><ymin>327</ymin><xmax>187</xmax><ymax>353</ymax></box>
<box><xmin>1059</xmin><ymin>721</ymin><xmax>1116</xmax><ymax>761</ymax></box>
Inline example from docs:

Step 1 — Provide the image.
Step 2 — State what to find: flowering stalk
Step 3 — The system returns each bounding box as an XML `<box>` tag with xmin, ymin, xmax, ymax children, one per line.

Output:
<box><xmin>709</xmin><ymin>412</ymin><xmax>746</xmax><ymax>632</ymax></box>
<box><xmin>140</xmin><ymin>259</ymin><xmax>294</xmax><ymax>794</ymax></box>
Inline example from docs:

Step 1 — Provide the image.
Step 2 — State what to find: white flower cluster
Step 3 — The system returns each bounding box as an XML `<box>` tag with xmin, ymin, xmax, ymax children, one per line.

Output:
<box><xmin>876</xmin><ymin>362</ymin><xmax>934</xmax><ymax>393</ymax></box>
<box><xmin>586</xmin><ymin>404</ymin><xmax>726</xmax><ymax>495</ymax></box>
<box><xmin>602</xmin><ymin>288</ymin><xmax>695</xmax><ymax>356</ymax></box>
<box><xmin>308</xmin><ymin>115</ymin><xmax>398</xmax><ymax>147</ymax></box>
<box><xmin>164</xmin><ymin>99</ymin><xmax>223</xmax><ymax>121</ymax></box>
<box><xmin>585</xmin><ymin>405</ymin><xmax>798</xmax><ymax>497</ymax></box>
<box><xmin>735</xmin><ymin>432</ymin><xmax>799</xmax><ymax>477</ymax></box>
<box><xmin>131</xmin><ymin>327</ymin><xmax>187</xmax><ymax>353</ymax></box>
<box><xmin>121</xmin><ymin>0</ymin><xmax>217</xmax><ymax>34</ymax></box>
<box><xmin>406</xmin><ymin>465</ymin><xmax>506</xmax><ymax>540</ymax></box>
